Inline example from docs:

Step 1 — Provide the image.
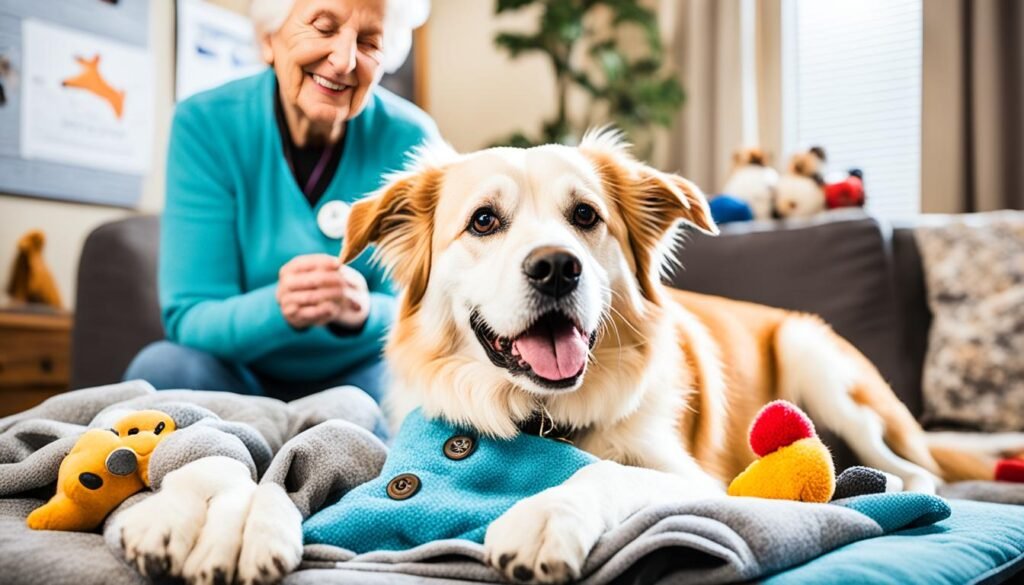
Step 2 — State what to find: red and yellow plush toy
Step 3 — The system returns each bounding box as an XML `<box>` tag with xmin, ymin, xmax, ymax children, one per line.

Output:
<box><xmin>728</xmin><ymin>400</ymin><xmax>836</xmax><ymax>503</ymax></box>
<box><xmin>27</xmin><ymin>410</ymin><xmax>176</xmax><ymax>531</ymax></box>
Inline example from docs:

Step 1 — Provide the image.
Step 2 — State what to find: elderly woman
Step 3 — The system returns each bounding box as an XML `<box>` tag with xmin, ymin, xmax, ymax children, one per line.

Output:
<box><xmin>124</xmin><ymin>0</ymin><xmax>436</xmax><ymax>402</ymax></box>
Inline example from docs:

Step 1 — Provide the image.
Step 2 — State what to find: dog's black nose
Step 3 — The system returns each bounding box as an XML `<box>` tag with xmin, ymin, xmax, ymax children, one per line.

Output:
<box><xmin>523</xmin><ymin>247</ymin><xmax>581</xmax><ymax>298</ymax></box>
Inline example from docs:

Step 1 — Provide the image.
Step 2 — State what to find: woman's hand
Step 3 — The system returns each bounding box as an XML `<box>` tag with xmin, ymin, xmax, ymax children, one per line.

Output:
<box><xmin>276</xmin><ymin>254</ymin><xmax>370</xmax><ymax>330</ymax></box>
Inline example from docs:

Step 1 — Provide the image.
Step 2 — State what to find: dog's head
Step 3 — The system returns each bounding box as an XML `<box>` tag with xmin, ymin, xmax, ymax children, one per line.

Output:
<box><xmin>342</xmin><ymin>130</ymin><xmax>716</xmax><ymax>434</ymax></box>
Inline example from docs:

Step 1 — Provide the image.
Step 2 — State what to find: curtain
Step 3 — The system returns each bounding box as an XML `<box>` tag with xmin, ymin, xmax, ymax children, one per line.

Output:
<box><xmin>660</xmin><ymin>0</ymin><xmax>782</xmax><ymax>194</ymax></box>
<box><xmin>922</xmin><ymin>0</ymin><xmax>1024</xmax><ymax>212</ymax></box>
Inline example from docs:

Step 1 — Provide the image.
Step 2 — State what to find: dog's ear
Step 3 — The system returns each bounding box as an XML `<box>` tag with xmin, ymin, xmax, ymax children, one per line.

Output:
<box><xmin>625</xmin><ymin>167</ymin><xmax>718</xmax><ymax>300</ymax></box>
<box><xmin>581</xmin><ymin>130</ymin><xmax>717</xmax><ymax>302</ymax></box>
<box><xmin>341</xmin><ymin>167</ymin><xmax>443</xmax><ymax>314</ymax></box>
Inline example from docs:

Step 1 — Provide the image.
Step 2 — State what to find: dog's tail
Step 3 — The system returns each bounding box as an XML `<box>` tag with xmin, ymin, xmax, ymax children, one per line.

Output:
<box><xmin>851</xmin><ymin>358</ymin><xmax>1024</xmax><ymax>481</ymax></box>
<box><xmin>926</xmin><ymin>432</ymin><xmax>1024</xmax><ymax>481</ymax></box>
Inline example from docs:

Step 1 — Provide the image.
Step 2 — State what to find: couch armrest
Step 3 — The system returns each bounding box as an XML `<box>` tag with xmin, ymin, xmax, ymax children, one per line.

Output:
<box><xmin>70</xmin><ymin>215</ymin><xmax>163</xmax><ymax>389</ymax></box>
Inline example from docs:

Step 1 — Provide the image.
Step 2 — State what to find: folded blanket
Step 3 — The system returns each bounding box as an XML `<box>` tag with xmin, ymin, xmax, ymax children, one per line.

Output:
<box><xmin>0</xmin><ymin>384</ymin><xmax>983</xmax><ymax>585</ymax></box>
<box><xmin>0</xmin><ymin>381</ymin><xmax>385</xmax><ymax>498</ymax></box>
<box><xmin>295</xmin><ymin>493</ymin><xmax>949</xmax><ymax>584</ymax></box>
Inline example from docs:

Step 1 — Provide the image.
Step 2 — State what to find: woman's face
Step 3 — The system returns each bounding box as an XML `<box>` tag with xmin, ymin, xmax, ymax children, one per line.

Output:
<box><xmin>261</xmin><ymin>0</ymin><xmax>385</xmax><ymax>131</ymax></box>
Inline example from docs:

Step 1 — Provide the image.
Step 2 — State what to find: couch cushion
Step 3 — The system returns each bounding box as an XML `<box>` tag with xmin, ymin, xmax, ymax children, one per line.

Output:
<box><xmin>760</xmin><ymin>499</ymin><xmax>1024</xmax><ymax>585</ymax></box>
<box><xmin>913</xmin><ymin>211</ymin><xmax>1024</xmax><ymax>432</ymax></box>
<box><xmin>890</xmin><ymin>226</ymin><xmax>930</xmax><ymax>418</ymax></box>
<box><xmin>71</xmin><ymin>216</ymin><xmax>163</xmax><ymax>389</ymax></box>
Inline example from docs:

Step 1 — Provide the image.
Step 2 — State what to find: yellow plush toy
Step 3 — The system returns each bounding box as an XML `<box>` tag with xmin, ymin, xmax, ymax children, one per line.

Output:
<box><xmin>27</xmin><ymin>410</ymin><xmax>176</xmax><ymax>531</ymax></box>
<box><xmin>728</xmin><ymin>400</ymin><xmax>835</xmax><ymax>503</ymax></box>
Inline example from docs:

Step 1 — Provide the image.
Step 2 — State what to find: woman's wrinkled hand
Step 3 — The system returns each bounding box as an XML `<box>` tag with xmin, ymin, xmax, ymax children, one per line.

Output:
<box><xmin>276</xmin><ymin>254</ymin><xmax>370</xmax><ymax>330</ymax></box>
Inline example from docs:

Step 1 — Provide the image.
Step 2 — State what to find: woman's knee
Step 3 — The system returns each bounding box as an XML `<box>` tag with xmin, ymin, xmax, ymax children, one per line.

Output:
<box><xmin>123</xmin><ymin>341</ymin><xmax>259</xmax><ymax>393</ymax></box>
<box><xmin>340</xmin><ymin>359</ymin><xmax>390</xmax><ymax>403</ymax></box>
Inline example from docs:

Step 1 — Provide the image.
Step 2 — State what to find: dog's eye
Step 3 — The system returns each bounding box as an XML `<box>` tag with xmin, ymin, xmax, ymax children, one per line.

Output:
<box><xmin>571</xmin><ymin>203</ymin><xmax>600</xmax><ymax>229</ymax></box>
<box><xmin>469</xmin><ymin>208</ymin><xmax>501</xmax><ymax>236</ymax></box>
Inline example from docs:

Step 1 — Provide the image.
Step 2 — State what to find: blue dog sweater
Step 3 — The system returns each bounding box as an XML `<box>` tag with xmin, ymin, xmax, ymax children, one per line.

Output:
<box><xmin>303</xmin><ymin>409</ymin><xmax>597</xmax><ymax>553</ymax></box>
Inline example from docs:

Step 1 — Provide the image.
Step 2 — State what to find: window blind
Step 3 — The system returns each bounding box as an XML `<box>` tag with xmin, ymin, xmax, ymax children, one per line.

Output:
<box><xmin>786</xmin><ymin>0</ymin><xmax>923</xmax><ymax>218</ymax></box>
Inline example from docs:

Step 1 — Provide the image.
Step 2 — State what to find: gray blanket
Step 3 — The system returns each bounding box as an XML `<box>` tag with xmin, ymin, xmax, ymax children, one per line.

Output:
<box><xmin>0</xmin><ymin>383</ymin><xmax>983</xmax><ymax>585</ymax></box>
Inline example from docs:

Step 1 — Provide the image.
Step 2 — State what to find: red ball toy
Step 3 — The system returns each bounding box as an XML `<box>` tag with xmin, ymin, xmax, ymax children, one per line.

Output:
<box><xmin>748</xmin><ymin>400</ymin><xmax>817</xmax><ymax>457</ymax></box>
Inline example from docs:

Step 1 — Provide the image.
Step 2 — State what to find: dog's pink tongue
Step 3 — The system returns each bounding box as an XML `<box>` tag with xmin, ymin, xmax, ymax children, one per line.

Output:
<box><xmin>514</xmin><ymin>322</ymin><xmax>587</xmax><ymax>381</ymax></box>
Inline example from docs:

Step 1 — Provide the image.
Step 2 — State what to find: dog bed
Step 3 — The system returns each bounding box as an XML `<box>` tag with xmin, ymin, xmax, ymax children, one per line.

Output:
<box><xmin>1</xmin><ymin>382</ymin><xmax>1023</xmax><ymax>584</ymax></box>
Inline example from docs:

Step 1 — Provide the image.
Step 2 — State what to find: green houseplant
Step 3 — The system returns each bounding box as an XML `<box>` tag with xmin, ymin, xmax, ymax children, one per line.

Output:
<box><xmin>491</xmin><ymin>0</ymin><xmax>684</xmax><ymax>151</ymax></box>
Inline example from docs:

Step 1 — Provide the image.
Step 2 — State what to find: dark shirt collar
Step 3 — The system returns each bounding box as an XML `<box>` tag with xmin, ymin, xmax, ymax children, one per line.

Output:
<box><xmin>273</xmin><ymin>84</ymin><xmax>345</xmax><ymax>208</ymax></box>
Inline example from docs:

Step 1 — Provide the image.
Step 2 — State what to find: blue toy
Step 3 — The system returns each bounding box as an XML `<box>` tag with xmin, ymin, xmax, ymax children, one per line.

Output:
<box><xmin>710</xmin><ymin>194</ymin><xmax>754</xmax><ymax>224</ymax></box>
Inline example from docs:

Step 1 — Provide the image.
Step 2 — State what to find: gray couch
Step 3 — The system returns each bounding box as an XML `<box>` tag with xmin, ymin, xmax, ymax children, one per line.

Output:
<box><xmin>70</xmin><ymin>209</ymin><xmax>935</xmax><ymax>467</ymax></box>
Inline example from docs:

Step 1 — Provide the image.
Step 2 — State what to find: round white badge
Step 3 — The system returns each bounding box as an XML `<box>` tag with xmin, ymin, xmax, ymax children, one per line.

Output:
<box><xmin>317</xmin><ymin>200</ymin><xmax>351</xmax><ymax>239</ymax></box>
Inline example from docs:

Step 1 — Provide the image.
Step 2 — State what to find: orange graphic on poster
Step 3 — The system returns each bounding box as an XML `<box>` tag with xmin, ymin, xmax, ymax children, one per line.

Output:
<box><xmin>62</xmin><ymin>54</ymin><xmax>124</xmax><ymax>119</ymax></box>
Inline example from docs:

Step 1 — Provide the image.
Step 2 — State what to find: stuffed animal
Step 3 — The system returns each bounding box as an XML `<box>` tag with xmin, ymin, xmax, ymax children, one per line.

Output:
<box><xmin>728</xmin><ymin>400</ymin><xmax>836</xmax><ymax>502</ymax></box>
<box><xmin>728</xmin><ymin>400</ymin><xmax>903</xmax><ymax>503</ymax></box>
<box><xmin>775</xmin><ymin>147</ymin><xmax>826</xmax><ymax>218</ymax></box>
<box><xmin>824</xmin><ymin>169</ymin><xmax>865</xmax><ymax>209</ymax></box>
<box><xmin>709</xmin><ymin>195</ymin><xmax>754</xmax><ymax>224</ymax></box>
<box><xmin>721</xmin><ymin>147</ymin><xmax>778</xmax><ymax>220</ymax></box>
<box><xmin>27</xmin><ymin>410</ymin><xmax>176</xmax><ymax>531</ymax></box>
<box><xmin>6</xmin><ymin>230</ymin><xmax>63</xmax><ymax>309</ymax></box>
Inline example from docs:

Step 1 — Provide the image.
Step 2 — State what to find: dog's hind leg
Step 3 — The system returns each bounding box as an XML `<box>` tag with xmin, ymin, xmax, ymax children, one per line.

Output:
<box><xmin>774</xmin><ymin>317</ymin><xmax>942</xmax><ymax>494</ymax></box>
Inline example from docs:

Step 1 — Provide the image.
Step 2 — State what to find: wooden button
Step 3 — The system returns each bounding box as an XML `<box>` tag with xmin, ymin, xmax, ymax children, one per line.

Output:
<box><xmin>443</xmin><ymin>435</ymin><xmax>476</xmax><ymax>460</ymax></box>
<box><xmin>386</xmin><ymin>473</ymin><xmax>420</xmax><ymax>500</ymax></box>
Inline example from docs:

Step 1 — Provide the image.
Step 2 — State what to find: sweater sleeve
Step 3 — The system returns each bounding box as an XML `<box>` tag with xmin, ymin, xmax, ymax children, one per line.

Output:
<box><xmin>160</xmin><ymin>101</ymin><xmax>297</xmax><ymax>363</ymax></box>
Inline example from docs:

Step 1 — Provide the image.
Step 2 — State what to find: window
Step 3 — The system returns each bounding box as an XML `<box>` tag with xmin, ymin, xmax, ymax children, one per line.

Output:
<box><xmin>782</xmin><ymin>0</ymin><xmax>923</xmax><ymax>218</ymax></box>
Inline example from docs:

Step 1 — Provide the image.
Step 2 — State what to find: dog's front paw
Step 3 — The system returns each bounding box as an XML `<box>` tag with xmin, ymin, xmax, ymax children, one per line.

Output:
<box><xmin>118</xmin><ymin>456</ymin><xmax>259</xmax><ymax>584</ymax></box>
<box><xmin>119</xmin><ymin>485</ymin><xmax>207</xmax><ymax>579</ymax></box>
<box><xmin>236</xmin><ymin>482</ymin><xmax>304</xmax><ymax>585</ymax></box>
<box><xmin>485</xmin><ymin>491</ymin><xmax>602</xmax><ymax>584</ymax></box>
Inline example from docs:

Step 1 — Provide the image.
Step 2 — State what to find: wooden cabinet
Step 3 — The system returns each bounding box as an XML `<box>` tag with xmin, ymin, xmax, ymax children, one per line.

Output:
<box><xmin>0</xmin><ymin>309</ymin><xmax>72</xmax><ymax>416</ymax></box>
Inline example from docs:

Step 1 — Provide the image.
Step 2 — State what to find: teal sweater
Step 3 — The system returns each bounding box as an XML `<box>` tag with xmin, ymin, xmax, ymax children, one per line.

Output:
<box><xmin>161</xmin><ymin>69</ymin><xmax>438</xmax><ymax>381</ymax></box>
<box><xmin>303</xmin><ymin>409</ymin><xmax>597</xmax><ymax>552</ymax></box>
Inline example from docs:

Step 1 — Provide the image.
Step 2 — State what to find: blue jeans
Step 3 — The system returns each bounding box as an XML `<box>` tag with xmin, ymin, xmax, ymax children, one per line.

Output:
<box><xmin>123</xmin><ymin>341</ymin><xmax>389</xmax><ymax>403</ymax></box>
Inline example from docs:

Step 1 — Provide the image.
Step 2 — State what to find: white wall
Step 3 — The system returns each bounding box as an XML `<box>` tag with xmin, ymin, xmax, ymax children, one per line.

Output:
<box><xmin>425</xmin><ymin>0</ymin><xmax>554</xmax><ymax>152</ymax></box>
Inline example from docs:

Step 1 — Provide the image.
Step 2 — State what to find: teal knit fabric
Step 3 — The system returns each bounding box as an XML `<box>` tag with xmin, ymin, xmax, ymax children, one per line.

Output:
<box><xmin>161</xmin><ymin>69</ymin><xmax>438</xmax><ymax>381</ymax></box>
<box><xmin>832</xmin><ymin>491</ymin><xmax>951</xmax><ymax>532</ymax></box>
<box><xmin>303</xmin><ymin>409</ymin><xmax>597</xmax><ymax>553</ymax></box>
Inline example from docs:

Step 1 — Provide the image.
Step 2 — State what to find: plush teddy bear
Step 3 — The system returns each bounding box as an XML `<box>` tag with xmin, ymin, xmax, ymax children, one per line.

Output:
<box><xmin>775</xmin><ymin>147</ymin><xmax>827</xmax><ymax>218</ymax></box>
<box><xmin>720</xmin><ymin>147</ymin><xmax>779</xmax><ymax>220</ymax></box>
<box><xmin>26</xmin><ymin>410</ymin><xmax>176</xmax><ymax>531</ymax></box>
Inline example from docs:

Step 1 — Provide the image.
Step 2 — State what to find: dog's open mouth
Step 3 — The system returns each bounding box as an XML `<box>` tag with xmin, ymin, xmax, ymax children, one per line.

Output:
<box><xmin>471</xmin><ymin>310</ymin><xmax>597</xmax><ymax>389</ymax></box>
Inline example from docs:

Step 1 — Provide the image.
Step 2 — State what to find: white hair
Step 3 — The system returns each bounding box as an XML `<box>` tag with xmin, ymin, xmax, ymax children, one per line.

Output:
<box><xmin>250</xmin><ymin>0</ymin><xmax>429</xmax><ymax>74</ymax></box>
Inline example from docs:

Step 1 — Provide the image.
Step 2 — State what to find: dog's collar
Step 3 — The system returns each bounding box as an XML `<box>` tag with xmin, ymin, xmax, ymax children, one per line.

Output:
<box><xmin>516</xmin><ymin>409</ymin><xmax>577</xmax><ymax>445</ymax></box>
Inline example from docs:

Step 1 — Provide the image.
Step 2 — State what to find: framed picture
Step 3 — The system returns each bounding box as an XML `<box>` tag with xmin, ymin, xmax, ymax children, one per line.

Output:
<box><xmin>0</xmin><ymin>0</ymin><xmax>152</xmax><ymax>207</ymax></box>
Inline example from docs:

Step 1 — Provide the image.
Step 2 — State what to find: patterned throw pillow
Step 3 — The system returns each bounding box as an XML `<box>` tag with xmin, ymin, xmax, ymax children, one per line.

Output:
<box><xmin>915</xmin><ymin>211</ymin><xmax>1024</xmax><ymax>431</ymax></box>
